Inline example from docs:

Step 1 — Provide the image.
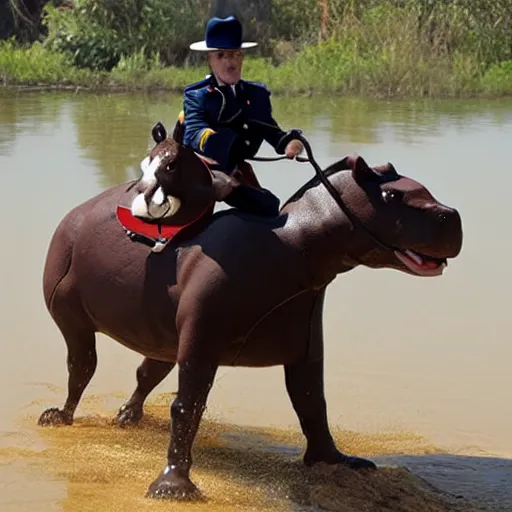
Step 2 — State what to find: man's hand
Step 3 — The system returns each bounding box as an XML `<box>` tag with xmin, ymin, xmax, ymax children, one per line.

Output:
<box><xmin>285</xmin><ymin>139</ymin><xmax>304</xmax><ymax>159</ymax></box>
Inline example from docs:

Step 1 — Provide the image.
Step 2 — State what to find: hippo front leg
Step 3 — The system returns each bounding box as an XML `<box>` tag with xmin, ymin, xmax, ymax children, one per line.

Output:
<box><xmin>146</xmin><ymin>356</ymin><xmax>218</xmax><ymax>500</ymax></box>
<box><xmin>284</xmin><ymin>359</ymin><xmax>376</xmax><ymax>470</ymax></box>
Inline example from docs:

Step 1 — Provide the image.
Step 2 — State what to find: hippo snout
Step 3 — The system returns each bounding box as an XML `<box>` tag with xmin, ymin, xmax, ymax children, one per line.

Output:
<box><xmin>437</xmin><ymin>206</ymin><xmax>463</xmax><ymax>258</ymax></box>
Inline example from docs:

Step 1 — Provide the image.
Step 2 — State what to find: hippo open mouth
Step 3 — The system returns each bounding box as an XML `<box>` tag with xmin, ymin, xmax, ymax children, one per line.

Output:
<box><xmin>394</xmin><ymin>249</ymin><xmax>447</xmax><ymax>277</ymax></box>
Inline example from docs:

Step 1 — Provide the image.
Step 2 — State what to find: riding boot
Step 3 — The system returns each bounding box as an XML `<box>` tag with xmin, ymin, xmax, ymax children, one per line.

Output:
<box><xmin>223</xmin><ymin>184</ymin><xmax>280</xmax><ymax>217</ymax></box>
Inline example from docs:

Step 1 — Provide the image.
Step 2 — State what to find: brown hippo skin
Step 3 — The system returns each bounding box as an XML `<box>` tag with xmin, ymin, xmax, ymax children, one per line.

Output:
<box><xmin>38</xmin><ymin>130</ymin><xmax>463</xmax><ymax>501</ymax></box>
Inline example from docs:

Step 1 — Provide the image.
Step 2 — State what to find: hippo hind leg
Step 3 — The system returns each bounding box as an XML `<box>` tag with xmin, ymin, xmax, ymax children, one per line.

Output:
<box><xmin>38</xmin><ymin>279</ymin><xmax>97</xmax><ymax>427</ymax></box>
<box><xmin>38</xmin><ymin>325</ymin><xmax>97</xmax><ymax>427</ymax></box>
<box><xmin>115</xmin><ymin>357</ymin><xmax>175</xmax><ymax>427</ymax></box>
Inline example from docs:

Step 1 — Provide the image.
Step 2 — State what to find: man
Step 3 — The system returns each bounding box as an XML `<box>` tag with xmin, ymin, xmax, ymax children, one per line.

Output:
<box><xmin>181</xmin><ymin>15</ymin><xmax>304</xmax><ymax>217</ymax></box>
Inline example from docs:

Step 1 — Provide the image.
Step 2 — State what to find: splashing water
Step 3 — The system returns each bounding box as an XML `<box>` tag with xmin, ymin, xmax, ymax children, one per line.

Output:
<box><xmin>0</xmin><ymin>392</ymin><xmax>482</xmax><ymax>512</ymax></box>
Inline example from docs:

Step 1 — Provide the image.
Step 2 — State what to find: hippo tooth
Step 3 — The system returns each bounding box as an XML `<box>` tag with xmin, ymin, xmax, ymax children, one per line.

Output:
<box><xmin>131</xmin><ymin>193</ymin><xmax>149</xmax><ymax>217</ymax></box>
<box><xmin>405</xmin><ymin>250</ymin><xmax>423</xmax><ymax>266</ymax></box>
<box><xmin>152</xmin><ymin>187</ymin><xmax>165</xmax><ymax>206</ymax></box>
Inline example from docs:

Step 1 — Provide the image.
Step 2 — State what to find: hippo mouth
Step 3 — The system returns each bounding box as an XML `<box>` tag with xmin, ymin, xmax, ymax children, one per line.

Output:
<box><xmin>394</xmin><ymin>249</ymin><xmax>447</xmax><ymax>277</ymax></box>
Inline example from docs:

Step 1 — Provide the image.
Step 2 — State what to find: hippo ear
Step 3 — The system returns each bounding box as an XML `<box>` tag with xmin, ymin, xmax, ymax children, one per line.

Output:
<box><xmin>373</xmin><ymin>162</ymin><xmax>398</xmax><ymax>175</ymax></box>
<box><xmin>349</xmin><ymin>155</ymin><xmax>380</xmax><ymax>184</ymax></box>
<box><xmin>152</xmin><ymin>122</ymin><xmax>167</xmax><ymax>143</ymax></box>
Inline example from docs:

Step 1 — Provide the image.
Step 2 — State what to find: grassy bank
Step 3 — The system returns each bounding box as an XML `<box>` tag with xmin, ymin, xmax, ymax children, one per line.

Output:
<box><xmin>2</xmin><ymin>39</ymin><xmax>511</xmax><ymax>99</ymax></box>
<box><xmin>2</xmin><ymin>0</ymin><xmax>512</xmax><ymax>99</ymax></box>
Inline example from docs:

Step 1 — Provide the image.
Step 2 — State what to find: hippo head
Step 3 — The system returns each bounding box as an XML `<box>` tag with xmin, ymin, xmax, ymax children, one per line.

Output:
<box><xmin>328</xmin><ymin>155</ymin><xmax>463</xmax><ymax>277</ymax></box>
<box><xmin>131</xmin><ymin>122</ymin><xmax>204</xmax><ymax>220</ymax></box>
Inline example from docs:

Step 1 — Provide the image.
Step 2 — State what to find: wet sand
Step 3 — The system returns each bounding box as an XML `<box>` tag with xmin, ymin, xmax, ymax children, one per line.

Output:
<box><xmin>0</xmin><ymin>392</ymin><xmax>493</xmax><ymax>512</ymax></box>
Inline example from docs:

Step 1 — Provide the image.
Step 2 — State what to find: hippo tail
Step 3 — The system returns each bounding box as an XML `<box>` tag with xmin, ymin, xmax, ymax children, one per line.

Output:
<box><xmin>42</xmin><ymin>209</ymin><xmax>82</xmax><ymax>314</ymax></box>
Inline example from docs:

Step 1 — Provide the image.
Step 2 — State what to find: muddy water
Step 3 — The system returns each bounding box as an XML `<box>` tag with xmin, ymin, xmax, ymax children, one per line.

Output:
<box><xmin>0</xmin><ymin>89</ymin><xmax>511</xmax><ymax>511</ymax></box>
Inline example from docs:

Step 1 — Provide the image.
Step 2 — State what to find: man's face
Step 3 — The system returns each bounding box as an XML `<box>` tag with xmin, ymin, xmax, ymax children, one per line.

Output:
<box><xmin>207</xmin><ymin>50</ymin><xmax>244</xmax><ymax>84</ymax></box>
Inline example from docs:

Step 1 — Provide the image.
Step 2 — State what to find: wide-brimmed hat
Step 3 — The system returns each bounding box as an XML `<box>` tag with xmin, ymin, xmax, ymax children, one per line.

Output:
<box><xmin>190</xmin><ymin>16</ymin><xmax>257</xmax><ymax>52</ymax></box>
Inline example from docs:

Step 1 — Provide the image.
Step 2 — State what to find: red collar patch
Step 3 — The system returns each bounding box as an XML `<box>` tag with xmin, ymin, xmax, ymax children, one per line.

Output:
<box><xmin>116</xmin><ymin>205</ymin><xmax>184</xmax><ymax>241</ymax></box>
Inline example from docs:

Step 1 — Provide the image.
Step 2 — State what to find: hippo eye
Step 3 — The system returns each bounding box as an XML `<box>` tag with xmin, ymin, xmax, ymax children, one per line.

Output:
<box><xmin>382</xmin><ymin>189</ymin><xmax>403</xmax><ymax>203</ymax></box>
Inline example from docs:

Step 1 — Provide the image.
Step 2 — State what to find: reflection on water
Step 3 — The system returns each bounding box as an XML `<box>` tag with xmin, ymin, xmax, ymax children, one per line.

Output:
<box><xmin>0</xmin><ymin>90</ymin><xmax>62</xmax><ymax>155</ymax></box>
<box><xmin>3</xmin><ymin>89</ymin><xmax>511</xmax><ymax>189</ymax></box>
<box><xmin>0</xmin><ymin>89</ymin><xmax>511</xmax><ymax>511</ymax></box>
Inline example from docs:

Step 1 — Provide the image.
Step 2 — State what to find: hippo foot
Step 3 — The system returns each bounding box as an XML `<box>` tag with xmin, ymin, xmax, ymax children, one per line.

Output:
<box><xmin>305</xmin><ymin>449</ymin><xmax>377</xmax><ymax>471</ymax></box>
<box><xmin>115</xmin><ymin>402</ymin><xmax>143</xmax><ymax>427</ymax></box>
<box><xmin>146</xmin><ymin>468</ymin><xmax>203</xmax><ymax>501</ymax></box>
<box><xmin>37</xmin><ymin>407</ymin><xmax>73</xmax><ymax>426</ymax></box>
<box><xmin>335</xmin><ymin>454</ymin><xmax>377</xmax><ymax>470</ymax></box>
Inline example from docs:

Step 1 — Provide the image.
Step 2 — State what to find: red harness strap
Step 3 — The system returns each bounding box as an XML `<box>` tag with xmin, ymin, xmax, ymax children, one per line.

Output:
<box><xmin>116</xmin><ymin>205</ymin><xmax>184</xmax><ymax>241</ymax></box>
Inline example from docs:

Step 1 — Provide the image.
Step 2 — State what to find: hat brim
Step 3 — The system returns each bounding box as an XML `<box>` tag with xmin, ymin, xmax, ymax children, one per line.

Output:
<box><xmin>189</xmin><ymin>41</ymin><xmax>258</xmax><ymax>51</ymax></box>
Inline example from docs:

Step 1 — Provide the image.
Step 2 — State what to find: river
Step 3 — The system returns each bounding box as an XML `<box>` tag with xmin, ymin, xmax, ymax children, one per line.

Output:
<box><xmin>0</xmin><ymin>89</ymin><xmax>511</xmax><ymax>511</ymax></box>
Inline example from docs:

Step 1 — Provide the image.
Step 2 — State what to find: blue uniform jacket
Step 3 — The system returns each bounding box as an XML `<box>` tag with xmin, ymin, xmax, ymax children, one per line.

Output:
<box><xmin>182</xmin><ymin>75</ymin><xmax>294</xmax><ymax>172</ymax></box>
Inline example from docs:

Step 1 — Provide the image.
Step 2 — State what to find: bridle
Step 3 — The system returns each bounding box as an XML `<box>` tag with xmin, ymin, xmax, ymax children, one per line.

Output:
<box><xmin>252</xmin><ymin>131</ymin><xmax>397</xmax><ymax>253</ymax></box>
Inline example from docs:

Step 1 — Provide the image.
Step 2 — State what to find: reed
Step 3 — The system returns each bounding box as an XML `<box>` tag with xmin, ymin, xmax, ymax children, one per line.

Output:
<box><xmin>1</xmin><ymin>0</ymin><xmax>511</xmax><ymax>98</ymax></box>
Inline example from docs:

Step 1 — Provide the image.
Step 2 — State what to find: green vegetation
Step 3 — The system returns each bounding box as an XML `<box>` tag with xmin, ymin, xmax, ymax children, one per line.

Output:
<box><xmin>1</xmin><ymin>0</ymin><xmax>512</xmax><ymax>98</ymax></box>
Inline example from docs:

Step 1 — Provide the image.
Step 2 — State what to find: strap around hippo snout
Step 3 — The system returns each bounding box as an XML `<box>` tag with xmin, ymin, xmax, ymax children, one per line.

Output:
<box><xmin>294</xmin><ymin>132</ymin><xmax>397</xmax><ymax>253</ymax></box>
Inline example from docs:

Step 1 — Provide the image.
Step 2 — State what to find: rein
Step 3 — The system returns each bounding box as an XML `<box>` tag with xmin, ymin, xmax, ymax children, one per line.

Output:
<box><xmin>243</xmin><ymin>119</ymin><xmax>394</xmax><ymax>251</ymax></box>
<box><xmin>278</xmin><ymin>130</ymin><xmax>396</xmax><ymax>253</ymax></box>
<box><xmin>249</xmin><ymin>154</ymin><xmax>310</xmax><ymax>163</ymax></box>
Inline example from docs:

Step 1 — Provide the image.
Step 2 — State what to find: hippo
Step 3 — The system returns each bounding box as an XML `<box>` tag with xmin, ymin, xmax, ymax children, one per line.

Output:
<box><xmin>37</xmin><ymin>122</ymin><xmax>463</xmax><ymax>501</ymax></box>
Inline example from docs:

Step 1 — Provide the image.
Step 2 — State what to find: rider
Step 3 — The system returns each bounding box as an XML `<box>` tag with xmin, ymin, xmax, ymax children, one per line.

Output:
<box><xmin>181</xmin><ymin>15</ymin><xmax>304</xmax><ymax>217</ymax></box>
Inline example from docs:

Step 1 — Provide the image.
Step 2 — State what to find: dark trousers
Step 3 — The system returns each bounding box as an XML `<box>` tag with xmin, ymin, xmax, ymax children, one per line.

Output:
<box><xmin>223</xmin><ymin>183</ymin><xmax>280</xmax><ymax>217</ymax></box>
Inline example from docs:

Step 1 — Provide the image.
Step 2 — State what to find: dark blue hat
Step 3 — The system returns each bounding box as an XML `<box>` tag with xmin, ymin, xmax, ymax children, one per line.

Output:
<box><xmin>190</xmin><ymin>15</ymin><xmax>257</xmax><ymax>51</ymax></box>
